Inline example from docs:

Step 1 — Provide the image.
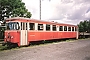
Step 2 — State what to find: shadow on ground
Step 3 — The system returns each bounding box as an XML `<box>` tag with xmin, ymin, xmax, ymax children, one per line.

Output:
<box><xmin>83</xmin><ymin>57</ymin><xmax>90</xmax><ymax>60</ymax></box>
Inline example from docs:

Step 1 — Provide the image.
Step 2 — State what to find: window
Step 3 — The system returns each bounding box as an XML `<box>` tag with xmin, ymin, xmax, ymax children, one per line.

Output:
<box><xmin>75</xmin><ymin>27</ymin><xmax>77</xmax><ymax>31</ymax></box>
<box><xmin>59</xmin><ymin>26</ymin><xmax>63</xmax><ymax>31</ymax></box>
<box><xmin>46</xmin><ymin>24</ymin><xmax>50</xmax><ymax>31</ymax></box>
<box><xmin>26</xmin><ymin>23</ymin><xmax>27</xmax><ymax>30</ymax></box>
<box><xmin>53</xmin><ymin>25</ymin><xmax>56</xmax><ymax>31</ymax></box>
<box><xmin>23</xmin><ymin>23</ymin><xmax>25</xmax><ymax>30</ymax></box>
<box><xmin>21</xmin><ymin>22</ymin><xmax>27</xmax><ymax>30</ymax></box>
<box><xmin>21</xmin><ymin>22</ymin><xmax>23</xmax><ymax>30</ymax></box>
<box><xmin>72</xmin><ymin>27</ymin><xmax>74</xmax><ymax>31</ymax></box>
<box><xmin>6</xmin><ymin>22</ymin><xmax>20</xmax><ymax>30</ymax></box>
<box><xmin>64</xmin><ymin>26</ymin><xmax>67</xmax><ymax>31</ymax></box>
<box><xmin>38</xmin><ymin>24</ymin><xmax>43</xmax><ymax>30</ymax></box>
<box><xmin>29</xmin><ymin>23</ymin><xmax>35</xmax><ymax>30</ymax></box>
<box><xmin>20</xmin><ymin>22</ymin><xmax>27</xmax><ymax>30</ymax></box>
<box><xmin>68</xmin><ymin>27</ymin><xmax>71</xmax><ymax>31</ymax></box>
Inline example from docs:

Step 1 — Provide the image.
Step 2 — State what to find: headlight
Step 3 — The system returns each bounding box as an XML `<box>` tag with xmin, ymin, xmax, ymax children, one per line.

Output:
<box><xmin>5</xmin><ymin>36</ymin><xmax>6</xmax><ymax>38</ymax></box>
<box><xmin>11</xmin><ymin>36</ymin><xmax>13</xmax><ymax>39</ymax></box>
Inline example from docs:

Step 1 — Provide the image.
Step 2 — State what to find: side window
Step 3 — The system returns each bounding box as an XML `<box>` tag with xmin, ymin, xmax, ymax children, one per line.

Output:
<box><xmin>53</xmin><ymin>25</ymin><xmax>56</xmax><ymax>31</ymax></box>
<box><xmin>21</xmin><ymin>22</ymin><xmax>23</xmax><ymax>30</ymax></box>
<box><xmin>59</xmin><ymin>26</ymin><xmax>63</xmax><ymax>31</ymax></box>
<box><xmin>15</xmin><ymin>22</ymin><xmax>20</xmax><ymax>30</ymax></box>
<box><xmin>64</xmin><ymin>26</ymin><xmax>67</xmax><ymax>31</ymax></box>
<box><xmin>75</xmin><ymin>27</ymin><xmax>77</xmax><ymax>31</ymax></box>
<box><xmin>21</xmin><ymin>22</ymin><xmax>25</xmax><ymax>30</ymax></box>
<box><xmin>68</xmin><ymin>27</ymin><xmax>71</xmax><ymax>31</ymax></box>
<box><xmin>22</xmin><ymin>23</ymin><xmax>25</xmax><ymax>30</ymax></box>
<box><xmin>72</xmin><ymin>27</ymin><xmax>74</xmax><ymax>31</ymax></box>
<box><xmin>38</xmin><ymin>24</ymin><xmax>43</xmax><ymax>30</ymax></box>
<box><xmin>46</xmin><ymin>24</ymin><xmax>50</xmax><ymax>31</ymax></box>
<box><xmin>26</xmin><ymin>23</ymin><xmax>27</xmax><ymax>30</ymax></box>
<box><xmin>29</xmin><ymin>23</ymin><xmax>35</xmax><ymax>30</ymax></box>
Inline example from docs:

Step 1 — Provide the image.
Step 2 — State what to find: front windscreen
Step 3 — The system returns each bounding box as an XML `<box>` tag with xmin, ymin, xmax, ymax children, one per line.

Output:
<box><xmin>6</xmin><ymin>22</ymin><xmax>20</xmax><ymax>30</ymax></box>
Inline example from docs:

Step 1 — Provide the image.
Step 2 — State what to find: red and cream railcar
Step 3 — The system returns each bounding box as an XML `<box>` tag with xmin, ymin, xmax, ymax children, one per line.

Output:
<box><xmin>4</xmin><ymin>17</ymin><xmax>78</xmax><ymax>46</ymax></box>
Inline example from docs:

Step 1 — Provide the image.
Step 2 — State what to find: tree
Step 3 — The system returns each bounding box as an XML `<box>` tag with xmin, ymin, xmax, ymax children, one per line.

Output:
<box><xmin>0</xmin><ymin>0</ymin><xmax>32</xmax><ymax>21</ymax></box>
<box><xmin>88</xmin><ymin>20</ymin><xmax>90</xmax><ymax>31</ymax></box>
<box><xmin>0</xmin><ymin>0</ymin><xmax>32</xmax><ymax>39</ymax></box>
<box><xmin>78</xmin><ymin>20</ymin><xmax>89</xmax><ymax>38</ymax></box>
<box><xmin>78</xmin><ymin>20</ymin><xmax>88</xmax><ymax>32</ymax></box>
<box><xmin>78</xmin><ymin>21</ymin><xmax>84</xmax><ymax>32</ymax></box>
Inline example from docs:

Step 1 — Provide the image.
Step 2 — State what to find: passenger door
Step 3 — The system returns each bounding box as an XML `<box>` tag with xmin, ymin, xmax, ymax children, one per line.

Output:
<box><xmin>20</xmin><ymin>22</ymin><xmax>28</xmax><ymax>46</ymax></box>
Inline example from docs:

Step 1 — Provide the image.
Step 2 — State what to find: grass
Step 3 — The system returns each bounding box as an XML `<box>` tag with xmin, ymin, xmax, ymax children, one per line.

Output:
<box><xmin>65</xmin><ymin>39</ymin><xmax>75</xmax><ymax>42</ymax></box>
<box><xmin>0</xmin><ymin>43</ymin><xmax>19</xmax><ymax>51</ymax></box>
<box><xmin>0</xmin><ymin>44</ymin><xmax>8</xmax><ymax>51</ymax></box>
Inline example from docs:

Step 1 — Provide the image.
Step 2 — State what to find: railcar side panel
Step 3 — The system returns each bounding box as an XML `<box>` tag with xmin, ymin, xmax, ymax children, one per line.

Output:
<box><xmin>28</xmin><ymin>31</ymin><xmax>77</xmax><ymax>42</ymax></box>
<box><xmin>60</xmin><ymin>32</ymin><xmax>76</xmax><ymax>38</ymax></box>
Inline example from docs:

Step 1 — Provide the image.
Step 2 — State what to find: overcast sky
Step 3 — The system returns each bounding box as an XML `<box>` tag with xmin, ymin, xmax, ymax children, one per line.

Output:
<box><xmin>22</xmin><ymin>0</ymin><xmax>90</xmax><ymax>25</ymax></box>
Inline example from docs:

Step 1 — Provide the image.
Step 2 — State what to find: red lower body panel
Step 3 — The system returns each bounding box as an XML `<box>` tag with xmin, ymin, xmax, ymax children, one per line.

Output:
<box><xmin>28</xmin><ymin>31</ymin><xmax>77</xmax><ymax>42</ymax></box>
<box><xmin>4</xmin><ymin>30</ymin><xmax>20</xmax><ymax>46</ymax></box>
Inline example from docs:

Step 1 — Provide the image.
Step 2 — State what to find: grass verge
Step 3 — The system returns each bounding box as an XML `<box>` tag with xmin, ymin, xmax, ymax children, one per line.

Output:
<box><xmin>0</xmin><ymin>44</ymin><xmax>8</xmax><ymax>51</ymax></box>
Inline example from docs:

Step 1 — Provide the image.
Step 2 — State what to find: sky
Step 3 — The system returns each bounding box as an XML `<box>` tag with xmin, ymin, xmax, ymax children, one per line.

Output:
<box><xmin>22</xmin><ymin>0</ymin><xmax>90</xmax><ymax>25</ymax></box>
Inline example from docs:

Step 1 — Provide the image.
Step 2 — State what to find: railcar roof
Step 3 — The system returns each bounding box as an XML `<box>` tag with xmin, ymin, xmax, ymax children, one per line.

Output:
<box><xmin>5</xmin><ymin>17</ymin><xmax>77</xmax><ymax>26</ymax></box>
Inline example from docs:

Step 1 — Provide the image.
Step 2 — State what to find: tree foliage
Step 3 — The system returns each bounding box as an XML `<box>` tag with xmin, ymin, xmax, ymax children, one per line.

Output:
<box><xmin>78</xmin><ymin>20</ymin><xmax>90</xmax><ymax>33</ymax></box>
<box><xmin>0</xmin><ymin>0</ymin><xmax>32</xmax><ymax>21</ymax></box>
<box><xmin>87</xmin><ymin>20</ymin><xmax>90</xmax><ymax>32</ymax></box>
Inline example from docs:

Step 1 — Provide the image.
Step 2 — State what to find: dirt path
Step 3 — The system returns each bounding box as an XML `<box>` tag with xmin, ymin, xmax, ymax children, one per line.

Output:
<box><xmin>0</xmin><ymin>39</ymin><xmax>90</xmax><ymax>60</ymax></box>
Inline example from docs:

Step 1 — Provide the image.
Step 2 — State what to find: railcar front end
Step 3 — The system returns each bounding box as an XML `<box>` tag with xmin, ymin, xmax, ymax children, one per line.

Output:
<box><xmin>4</xmin><ymin>22</ymin><xmax>21</xmax><ymax>46</ymax></box>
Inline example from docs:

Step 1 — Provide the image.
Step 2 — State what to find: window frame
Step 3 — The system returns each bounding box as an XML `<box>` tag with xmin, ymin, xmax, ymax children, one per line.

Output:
<box><xmin>68</xmin><ymin>27</ymin><xmax>71</xmax><ymax>31</ymax></box>
<box><xmin>6</xmin><ymin>22</ymin><xmax>20</xmax><ymax>30</ymax></box>
<box><xmin>38</xmin><ymin>24</ymin><xmax>43</xmax><ymax>30</ymax></box>
<box><xmin>46</xmin><ymin>24</ymin><xmax>50</xmax><ymax>31</ymax></box>
<box><xmin>59</xmin><ymin>26</ymin><xmax>63</xmax><ymax>31</ymax></box>
<box><xmin>52</xmin><ymin>25</ymin><xmax>56</xmax><ymax>31</ymax></box>
<box><xmin>72</xmin><ymin>27</ymin><xmax>74</xmax><ymax>31</ymax></box>
<box><xmin>29</xmin><ymin>23</ymin><xmax>35</xmax><ymax>30</ymax></box>
<box><xmin>64</xmin><ymin>26</ymin><xmax>67</xmax><ymax>31</ymax></box>
<box><xmin>75</xmin><ymin>27</ymin><xmax>77</xmax><ymax>31</ymax></box>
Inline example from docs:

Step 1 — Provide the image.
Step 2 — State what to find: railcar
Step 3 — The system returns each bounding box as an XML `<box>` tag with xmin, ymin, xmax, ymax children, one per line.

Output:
<box><xmin>4</xmin><ymin>17</ymin><xmax>78</xmax><ymax>46</ymax></box>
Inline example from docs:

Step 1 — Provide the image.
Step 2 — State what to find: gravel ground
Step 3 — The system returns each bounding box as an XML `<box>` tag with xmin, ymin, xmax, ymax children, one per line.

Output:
<box><xmin>0</xmin><ymin>39</ymin><xmax>90</xmax><ymax>60</ymax></box>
